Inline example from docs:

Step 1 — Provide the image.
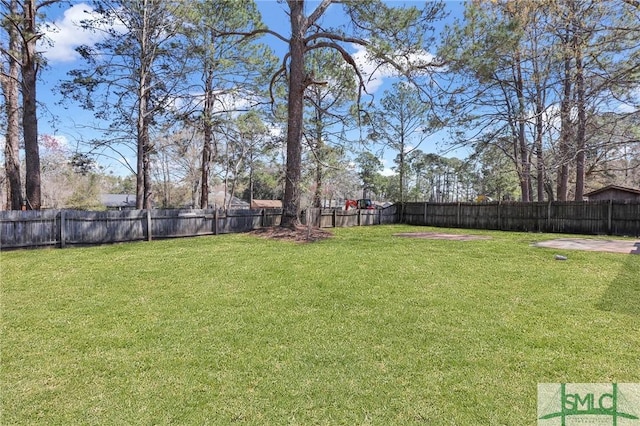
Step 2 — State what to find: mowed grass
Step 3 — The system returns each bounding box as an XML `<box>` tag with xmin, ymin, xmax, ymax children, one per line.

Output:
<box><xmin>1</xmin><ymin>225</ymin><xmax>639</xmax><ymax>424</ymax></box>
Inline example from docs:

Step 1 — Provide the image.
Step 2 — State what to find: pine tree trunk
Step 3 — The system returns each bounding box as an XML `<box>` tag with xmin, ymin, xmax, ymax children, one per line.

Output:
<box><xmin>574</xmin><ymin>36</ymin><xmax>586</xmax><ymax>201</ymax></box>
<box><xmin>557</xmin><ymin>29</ymin><xmax>573</xmax><ymax>202</ymax></box>
<box><xmin>313</xmin><ymin>111</ymin><xmax>324</xmax><ymax>209</ymax></box>
<box><xmin>281</xmin><ymin>0</ymin><xmax>306</xmax><ymax>228</ymax></box>
<box><xmin>2</xmin><ymin>69</ymin><xmax>22</xmax><ymax>209</ymax></box>
<box><xmin>136</xmin><ymin>78</ymin><xmax>148</xmax><ymax>209</ymax></box>
<box><xmin>1</xmin><ymin>0</ymin><xmax>23</xmax><ymax>210</ymax></box>
<box><xmin>136</xmin><ymin>3</ymin><xmax>153</xmax><ymax>210</ymax></box>
<box><xmin>201</xmin><ymin>128</ymin><xmax>212</xmax><ymax>208</ymax></box>
<box><xmin>535</xmin><ymin>99</ymin><xmax>545</xmax><ymax>202</ymax></box>
<box><xmin>514</xmin><ymin>53</ymin><xmax>531</xmax><ymax>202</ymax></box>
<box><xmin>200</xmin><ymin>51</ymin><xmax>216</xmax><ymax>209</ymax></box>
<box><xmin>22</xmin><ymin>0</ymin><xmax>41</xmax><ymax>210</ymax></box>
<box><xmin>313</xmin><ymin>159</ymin><xmax>323</xmax><ymax>208</ymax></box>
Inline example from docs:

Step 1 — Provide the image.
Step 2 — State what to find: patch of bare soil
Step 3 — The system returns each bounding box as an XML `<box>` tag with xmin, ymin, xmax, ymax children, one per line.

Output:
<box><xmin>534</xmin><ymin>238</ymin><xmax>640</xmax><ymax>254</ymax></box>
<box><xmin>393</xmin><ymin>232</ymin><xmax>492</xmax><ymax>241</ymax></box>
<box><xmin>249</xmin><ymin>225</ymin><xmax>333</xmax><ymax>243</ymax></box>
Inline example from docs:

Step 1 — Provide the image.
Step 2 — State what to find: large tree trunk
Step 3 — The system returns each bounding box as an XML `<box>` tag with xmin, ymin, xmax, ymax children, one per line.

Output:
<box><xmin>313</xmin><ymin>157</ymin><xmax>323</xmax><ymax>208</ymax></box>
<box><xmin>200</xmin><ymin>125</ymin><xmax>212</xmax><ymax>208</ymax></box>
<box><xmin>142</xmin><ymin>114</ymin><xmax>153</xmax><ymax>209</ymax></box>
<box><xmin>136</xmin><ymin>81</ymin><xmax>146</xmax><ymax>209</ymax></box>
<box><xmin>530</xmin><ymin>14</ymin><xmax>547</xmax><ymax>203</ymax></box>
<box><xmin>2</xmin><ymin>71</ymin><xmax>22</xmax><ymax>209</ymax></box>
<box><xmin>534</xmin><ymin>97</ymin><xmax>545</xmax><ymax>202</ymax></box>
<box><xmin>281</xmin><ymin>0</ymin><xmax>306</xmax><ymax>228</ymax></box>
<box><xmin>399</xmin><ymin>145</ymin><xmax>405</xmax><ymax>204</ymax></box>
<box><xmin>136</xmin><ymin>2</ymin><xmax>153</xmax><ymax>210</ymax></box>
<box><xmin>574</xmin><ymin>35</ymin><xmax>586</xmax><ymax>201</ymax></box>
<box><xmin>22</xmin><ymin>0</ymin><xmax>41</xmax><ymax>210</ymax></box>
<box><xmin>136</xmin><ymin>137</ymin><xmax>145</xmax><ymax>208</ymax></box>
<box><xmin>139</xmin><ymin>126</ymin><xmax>153</xmax><ymax>210</ymax></box>
<box><xmin>2</xmin><ymin>0</ymin><xmax>23</xmax><ymax>210</ymax></box>
<box><xmin>557</xmin><ymin>29</ymin><xmax>573</xmax><ymax>202</ymax></box>
<box><xmin>514</xmin><ymin>53</ymin><xmax>531</xmax><ymax>202</ymax></box>
<box><xmin>200</xmin><ymin>39</ymin><xmax>216</xmax><ymax>209</ymax></box>
<box><xmin>136</xmin><ymin>71</ymin><xmax>154</xmax><ymax>210</ymax></box>
<box><xmin>312</xmin><ymin>109</ymin><xmax>324</xmax><ymax>209</ymax></box>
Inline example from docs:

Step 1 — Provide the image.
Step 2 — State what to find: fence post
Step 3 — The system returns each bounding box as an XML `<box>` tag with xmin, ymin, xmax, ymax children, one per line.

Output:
<box><xmin>146</xmin><ymin>209</ymin><xmax>152</xmax><ymax>241</ymax></box>
<box><xmin>358</xmin><ymin>209</ymin><xmax>361</xmax><ymax>226</ymax></box>
<box><xmin>497</xmin><ymin>201</ymin><xmax>501</xmax><ymax>230</ymax></box>
<box><xmin>547</xmin><ymin>201</ymin><xmax>552</xmax><ymax>231</ymax></box>
<box><xmin>608</xmin><ymin>199</ymin><xmax>613</xmax><ymax>235</ymax></box>
<box><xmin>214</xmin><ymin>209</ymin><xmax>219</xmax><ymax>235</ymax></box>
<box><xmin>456</xmin><ymin>202</ymin><xmax>461</xmax><ymax>227</ymax></box>
<box><xmin>379</xmin><ymin>207</ymin><xmax>382</xmax><ymax>225</ymax></box>
<box><xmin>332</xmin><ymin>209</ymin><xmax>337</xmax><ymax>228</ymax></box>
<box><xmin>59</xmin><ymin>210</ymin><xmax>66</xmax><ymax>248</ymax></box>
<box><xmin>261</xmin><ymin>209</ymin><xmax>266</xmax><ymax>228</ymax></box>
<box><xmin>423</xmin><ymin>202</ymin><xmax>428</xmax><ymax>225</ymax></box>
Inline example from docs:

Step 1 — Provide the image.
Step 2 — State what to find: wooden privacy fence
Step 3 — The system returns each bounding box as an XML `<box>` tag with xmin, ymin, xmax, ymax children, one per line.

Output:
<box><xmin>4</xmin><ymin>201</ymin><xmax>636</xmax><ymax>250</ymax></box>
<box><xmin>0</xmin><ymin>208</ymin><xmax>280</xmax><ymax>250</ymax></box>
<box><xmin>303</xmin><ymin>205</ymin><xmax>399</xmax><ymax>228</ymax></box>
<box><xmin>0</xmin><ymin>205</ymin><xmax>398</xmax><ymax>250</ymax></box>
<box><xmin>402</xmin><ymin>200</ymin><xmax>640</xmax><ymax>237</ymax></box>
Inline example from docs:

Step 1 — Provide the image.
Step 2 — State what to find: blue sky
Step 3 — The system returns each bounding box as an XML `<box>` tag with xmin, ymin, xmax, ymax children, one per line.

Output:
<box><xmin>37</xmin><ymin>1</ymin><xmax>466</xmax><ymax>176</ymax></box>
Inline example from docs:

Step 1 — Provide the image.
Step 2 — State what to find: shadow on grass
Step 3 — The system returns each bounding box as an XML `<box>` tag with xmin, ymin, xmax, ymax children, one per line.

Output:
<box><xmin>596</xmin><ymin>246</ymin><xmax>640</xmax><ymax>316</ymax></box>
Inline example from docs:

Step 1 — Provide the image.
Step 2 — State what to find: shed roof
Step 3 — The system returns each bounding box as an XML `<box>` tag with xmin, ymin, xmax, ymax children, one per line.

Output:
<box><xmin>251</xmin><ymin>199</ymin><xmax>282</xmax><ymax>209</ymax></box>
<box><xmin>584</xmin><ymin>185</ymin><xmax>640</xmax><ymax>197</ymax></box>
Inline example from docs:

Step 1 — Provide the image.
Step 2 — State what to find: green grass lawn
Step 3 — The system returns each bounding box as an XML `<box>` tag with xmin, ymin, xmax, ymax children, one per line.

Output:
<box><xmin>1</xmin><ymin>225</ymin><xmax>639</xmax><ymax>424</ymax></box>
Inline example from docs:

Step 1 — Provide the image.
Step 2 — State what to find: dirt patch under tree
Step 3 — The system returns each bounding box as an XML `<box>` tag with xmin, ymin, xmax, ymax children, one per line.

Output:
<box><xmin>248</xmin><ymin>225</ymin><xmax>333</xmax><ymax>243</ymax></box>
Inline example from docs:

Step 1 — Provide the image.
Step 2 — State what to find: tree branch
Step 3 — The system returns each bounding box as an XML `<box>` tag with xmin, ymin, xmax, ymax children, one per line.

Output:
<box><xmin>215</xmin><ymin>28</ymin><xmax>290</xmax><ymax>45</ymax></box>
<box><xmin>269</xmin><ymin>58</ymin><xmax>288</xmax><ymax>105</ymax></box>
<box><xmin>307</xmin><ymin>0</ymin><xmax>334</xmax><ymax>28</ymax></box>
<box><xmin>36</xmin><ymin>0</ymin><xmax>63</xmax><ymax>9</ymax></box>
<box><xmin>304</xmin><ymin>31</ymin><xmax>366</xmax><ymax>46</ymax></box>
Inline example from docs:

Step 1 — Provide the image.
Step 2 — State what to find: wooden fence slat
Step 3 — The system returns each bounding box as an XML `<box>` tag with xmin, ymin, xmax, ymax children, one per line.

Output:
<box><xmin>60</xmin><ymin>210</ymin><xmax>66</xmax><ymax>248</ymax></box>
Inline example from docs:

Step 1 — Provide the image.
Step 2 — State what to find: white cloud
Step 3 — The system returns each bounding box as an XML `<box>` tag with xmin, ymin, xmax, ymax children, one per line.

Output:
<box><xmin>352</xmin><ymin>44</ymin><xmax>396</xmax><ymax>93</ymax></box>
<box><xmin>39</xmin><ymin>3</ymin><xmax>110</xmax><ymax>63</ymax></box>
<box><xmin>351</xmin><ymin>44</ymin><xmax>438</xmax><ymax>94</ymax></box>
<box><xmin>171</xmin><ymin>89</ymin><xmax>259</xmax><ymax>117</ymax></box>
<box><xmin>380</xmin><ymin>158</ymin><xmax>396</xmax><ymax>176</ymax></box>
<box><xmin>617</xmin><ymin>104</ymin><xmax>636</xmax><ymax>113</ymax></box>
<box><xmin>268</xmin><ymin>124</ymin><xmax>283</xmax><ymax>139</ymax></box>
<box><xmin>616</xmin><ymin>87</ymin><xmax>640</xmax><ymax>113</ymax></box>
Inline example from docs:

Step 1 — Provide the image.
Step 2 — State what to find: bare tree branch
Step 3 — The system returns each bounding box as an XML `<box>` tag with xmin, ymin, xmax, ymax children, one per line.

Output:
<box><xmin>306</xmin><ymin>0</ymin><xmax>334</xmax><ymax>28</ymax></box>
<box><xmin>215</xmin><ymin>28</ymin><xmax>290</xmax><ymax>45</ymax></box>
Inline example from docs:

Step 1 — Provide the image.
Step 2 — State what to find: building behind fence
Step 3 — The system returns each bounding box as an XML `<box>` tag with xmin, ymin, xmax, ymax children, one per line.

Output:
<box><xmin>1</xmin><ymin>201</ymin><xmax>639</xmax><ymax>250</ymax></box>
